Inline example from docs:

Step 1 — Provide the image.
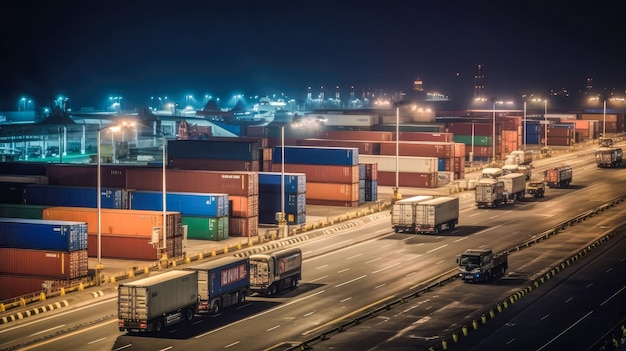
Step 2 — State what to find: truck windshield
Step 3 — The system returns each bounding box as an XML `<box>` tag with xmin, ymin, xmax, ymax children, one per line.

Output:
<box><xmin>459</xmin><ymin>255</ymin><xmax>481</xmax><ymax>266</ymax></box>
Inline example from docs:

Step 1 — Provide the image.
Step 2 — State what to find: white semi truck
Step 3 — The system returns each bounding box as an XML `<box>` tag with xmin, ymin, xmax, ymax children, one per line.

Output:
<box><xmin>249</xmin><ymin>247</ymin><xmax>302</xmax><ymax>295</ymax></box>
<box><xmin>475</xmin><ymin>178</ymin><xmax>507</xmax><ymax>208</ymax></box>
<box><xmin>411</xmin><ymin>196</ymin><xmax>460</xmax><ymax>234</ymax></box>
<box><xmin>391</xmin><ymin>195</ymin><xmax>433</xmax><ymax>233</ymax></box>
<box><xmin>498</xmin><ymin>173</ymin><xmax>526</xmax><ymax>201</ymax></box>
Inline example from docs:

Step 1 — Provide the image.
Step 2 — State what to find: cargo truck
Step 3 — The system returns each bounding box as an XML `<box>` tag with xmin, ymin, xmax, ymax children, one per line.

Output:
<box><xmin>498</xmin><ymin>173</ymin><xmax>526</xmax><ymax>201</ymax></box>
<box><xmin>510</xmin><ymin>150</ymin><xmax>533</xmax><ymax>165</ymax></box>
<box><xmin>595</xmin><ymin>147</ymin><xmax>623</xmax><ymax>168</ymax></box>
<box><xmin>475</xmin><ymin>178</ymin><xmax>507</xmax><ymax>208</ymax></box>
<box><xmin>184</xmin><ymin>256</ymin><xmax>250</xmax><ymax>314</ymax></box>
<box><xmin>118</xmin><ymin>270</ymin><xmax>198</xmax><ymax>333</ymax></box>
<box><xmin>544</xmin><ymin>165</ymin><xmax>572</xmax><ymax>188</ymax></box>
<box><xmin>457</xmin><ymin>248</ymin><xmax>508</xmax><ymax>283</ymax></box>
<box><xmin>412</xmin><ymin>196</ymin><xmax>459</xmax><ymax>234</ymax></box>
<box><xmin>480</xmin><ymin>167</ymin><xmax>503</xmax><ymax>179</ymax></box>
<box><xmin>250</xmin><ymin>247</ymin><xmax>302</xmax><ymax>295</ymax></box>
<box><xmin>391</xmin><ymin>195</ymin><xmax>433</xmax><ymax>233</ymax></box>
<box><xmin>502</xmin><ymin>164</ymin><xmax>531</xmax><ymax>180</ymax></box>
<box><xmin>526</xmin><ymin>180</ymin><xmax>546</xmax><ymax>198</ymax></box>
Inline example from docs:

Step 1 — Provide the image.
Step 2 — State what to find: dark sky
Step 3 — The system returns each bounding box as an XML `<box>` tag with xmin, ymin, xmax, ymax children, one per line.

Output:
<box><xmin>1</xmin><ymin>0</ymin><xmax>624</xmax><ymax>111</ymax></box>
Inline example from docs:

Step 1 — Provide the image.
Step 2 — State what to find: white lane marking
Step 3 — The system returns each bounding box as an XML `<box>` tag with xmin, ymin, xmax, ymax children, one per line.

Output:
<box><xmin>405</xmin><ymin>254</ymin><xmax>422</xmax><ymax>261</ymax></box>
<box><xmin>375</xmin><ymin>283</ymin><xmax>386</xmax><ymax>289</ymax></box>
<box><xmin>225</xmin><ymin>341</ymin><xmax>240</xmax><ymax>348</ymax></box>
<box><xmin>304</xmin><ymin>311</ymin><xmax>315</xmax><ymax>317</ymax></box>
<box><xmin>454</xmin><ymin>237</ymin><xmax>468</xmax><ymax>242</ymax></box>
<box><xmin>316</xmin><ymin>264</ymin><xmax>328</xmax><ymax>269</ymax></box>
<box><xmin>88</xmin><ymin>338</ymin><xmax>106</xmax><ymax>344</ymax></box>
<box><xmin>426</xmin><ymin>244</ymin><xmax>448</xmax><ymax>253</ymax></box>
<box><xmin>30</xmin><ymin>324</ymin><xmax>65</xmax><ymax>336</ymax></box>
<box><xmin>366</xmin><ymin>257</ymin><xmax>383</xmax><ymax>264</ymax></box>
<box><xmin>540</xmin><ymin>314</ymin><xmax>550</xmax><ymax>321</ymax></box>
<box><xmin>308</xmin><ymin>275</ymin><xmax>328</xmax><ymax>283</ymax></box>
<box><xmin>338</xmin><ymin>268</ymin><xmax>350</xmax><ymax>273</ymax></box>
<box><xmin>600</xmin><ymin>285</ymin><xmax>626</xmax><ymax>306</ymax></box>
<box><xmin>372</xmin><ymin>262</ymin><xmax>401</xmax><ymax>274</ymax></box>
<box><xmin>335</xmin><ymin>275</ymin><xmax>367</xmax><ymax>288</ymax></box>
<box><xmin>347</xmin><ymin>253</ymin><xmax>362</xmax><ymax>259</ymax></box>
<box><xmin>537</xmin><ymin>310</ymin><xmax>594</xmax><ymax>351</ymax></box>
<box><xmin>266</xmin><ymin>325</ymin><xmax>280</xmax><ymax>331</ymax></box>
<box><xmin>159</xmin><ymin>347</ymin><xmax>172</xmax><ymax>351</ymax></box>
<box><xmin>565</xmin><ymin>297</ymin><xmax>573</xmax><ymax>303</ymax></box>
<box><xmin>341</xmin><ymin>297</ymin><xmax>352</xmax><ymax>302</ymax></box>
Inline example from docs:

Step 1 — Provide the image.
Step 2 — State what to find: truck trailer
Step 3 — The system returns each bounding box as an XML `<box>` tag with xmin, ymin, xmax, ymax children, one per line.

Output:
<box><xmin>595</xmin><ymin>147</ymin><xmax>622</xmax><ymax>168</ymax></box>
<box><xmin>475</xmin><ymin>178</ymin><xmax>507</xmax><ymax>208</ymax></box>
<box><xmin>118</xmin><ymin>270</ymin><xmax>198</xmax><ymax>333</ymax></box>
<box><xmin>391</xmin><ymin>195</ymin><xmax>433</xmax><ymax>233</ymax></box>
<box><xmin>250</xmin><ymin>247</ymin><xmax>302</xmax><ymax>295</ymax></box>
<box><xmin>510</xmin><ymin>150</ymin><xmax>533</xmax><ymax>165</ymax></box>
<box><xmin>184</xmin><ymin>256</ymin><xmax>250</xmax><ymax>314</ymax></box>
<box><xmin>457</xmin><ymin>248</ymin><xmax>508</xmax><ymax>283</ymax></box>
<box><xmin>498</xmin><ymin>173</ymin><xmax>526</xmax><ymax>201</ymax></box>
<box><xmin>544</xmin><ymin>165</ymin><xmax>572</xmax><ymax>188</ymax></box>
<box><xmin>412</xmin><ymin>196</ymin><xmax>460</xmax><ymax>234</ymax></box>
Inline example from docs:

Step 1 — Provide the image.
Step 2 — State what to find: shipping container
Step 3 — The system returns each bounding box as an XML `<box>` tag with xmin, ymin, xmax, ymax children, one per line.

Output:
<box><xmin>377</xmin><ymin>171</ymin><xmax>438</xmax><ymax>188</ymax></box>
<box><xmin>168</xmin><ymin>140</ymin><xmax>261</xmax><ymax>161</ymax></box>
<box><xmin>299</xmin><ymin>139</ymin><xmax>379</xmax><ymax>155</ymax></box>
<box><xmin>229</xmin><ymin>195</ymin><xmax>259</xmax><ymax>217</ymax></box>
<box><xmin>395</xmin><ymin>131</ymin><xmax>453</xmax><ymax>142</ymax></box>
<box><xmin>168</xmin><ymin>158</ymin><xmax>260</xmax><ymax>172</ymax></box>
<box><xmin>272</xmin><ymin>146</ymin><xmax>359</xmax><ymax>166</ymax></box>
<box><xmin>306</xmin><ymin>182</ymin><xmax>359</xmax><ymax>201</ymax></box>
<box><xmin>0</xmin><ymin>182</ymin><xmax>28</xmax><ymax>204</ymax></box>
<box><xmin>305</xmin><ymin>199</ymin><xmax>359</xmax><ymax>207</ymax></box>
<box><xmin>322</xmin><ymin>130</ymin><xmax>392</xmax><ymax>141</ymax></box>
<box><xmin>453</xmin><ymin>135</ymin><xmax>493</xmax><ymax>146</ymax></box>
<box><xmin>0</xmin><ymin>248</ymin><xmax>88</xmax><ymax>279</ymax></box>
<box><xmin>0</xmin><ymin>218</ymin><xmax>87</xmax><ymax>252</ymax></box>
<box><xmin>23</xmin><ymin>184</ymin><xmax>128</xmax><ymax>209</ymax></box>
<box><xmin>364</xmin><ymin>179</ymin><xmax>378</xmax><ymax>201</ymax></box>
<box><xmin>46</xmin><ymin>164</ymin><xmax>131</xmax><ymax>188</ymax></box>
<box><xmin>0</xmin><ymin>162</ymin><xmax>47</xmax><ymax>176</ymax></box>
<box><xmin>0</xmin><ymin>203</ymin><xmax>47</xmax><ymax>219</ymax></box>
<box><xmin>126</xmin><ymin>168</ymin><xmax>258</xmax><ymax>196</ymax></box>
<box><xmin>130</xmin><ymin>191</ymin><xmax>229</xmax><ymax>217</ymax></box>
<box><xmin>358</xmin><ymin>154</ymin><xmax>439</xmax><ymax>173</ymax></box>
<box><xmin>258</xmin><ymin>192</ymin><xmax>306</xmax><ymax>225</ymax></box>
<box><xmin>183</xmin><ymin>216</ymin><xmax>229</xmax><ymax>240</ymax></box>
<box><xmin>0</xmin><ymin>274</ymin><xmax>77</xmax><ymax>301</ymax></box>
<box><xmin>270</xmin><ymin>163</ymin><xmax>359</xmax><ymax>183</ymax></box>
<box><xmin>43</xmin><ymin>207</ymin><xmax>182</xmax><ymax>238</ymax></box>
<box><xmin>87</xmin><ymin>233</ymin><xmax>183</xmax><ymax>260</ymax></box>
<box><xmin>229</xmin><ymin>216</ymin><xmax>258</xmax><ymax>237</ymax></box>
<box><xmin>0</xmin><ymin>174</ymin><xmax>48</xmax><ymax>184</ymax></box>
<box><xmin>258</xmin><ymin>172</ymin><xmax>306</xmax><ymax>194</ymax></box>
<box><xmin>379</xmin><ymin>141</ymin><xmax>456</xmax><ymax>158</ymax></box>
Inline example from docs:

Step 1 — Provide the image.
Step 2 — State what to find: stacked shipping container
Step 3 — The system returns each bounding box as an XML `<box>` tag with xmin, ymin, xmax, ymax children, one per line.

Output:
<box><xmin>258</xmin><ymin>172</ymin><xmax>306</xmax><ymax>225</ymax></box>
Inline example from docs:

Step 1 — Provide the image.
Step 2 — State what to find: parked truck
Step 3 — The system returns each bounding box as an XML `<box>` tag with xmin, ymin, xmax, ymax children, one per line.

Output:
<box><xmin>118</xmin><ymin>270</ymin><xmax>198</xmax><ymax>333</ymax></box>
<box><xmin>526</xmin><ymin>180</ymin><xmax>546</xmax><ymax>198</ymax></box>
<box><xmin>412</xmin><ymin>196</ymin><xmax>460</xmax><ymax>234</ymax></box>
<box><xmin>457</xmin><ymin>248</ymin><xmax>508</xmax><ymax>283</ymax></box>
<box><xmin>498</xmin><ymin>173</ymin><xmax>526</xmax><ymax>201</ymax></box>
<box><xmin>510</xmin><ymin>150</ymin><xmax>533</xmax><ymax>165</ymax></box>
<box><xmin>480</xmin><ymin>167</ymin><xmax>503</xmax><ymax>179</ymax></box>
<box><xmin>250</xmin><ymin>247</ymin><xmax>302</xmax><ymax>295</ymax></box>
<box><xmin>391</xmin><ymin>195</ymin><xmax>433</xmax><ymax>233</ymax></box>
<box><xmin>184</xmin><ymin>256</ymin><xmax>250</xmax><ymax>314</ymax></box>
<box><xmin>544</xmin><ymin>165</ymin><xmax>573</xmax><ymax>188</ymax></box>
<box><xmin>475</xmin><ymin>178</ymin><xmax>507</xmax><ymax>208</ymax></box>
<box><xmin>595</xmin><ymin>147</ymin><xmax>623</xmax><ymax>168</ymax></box>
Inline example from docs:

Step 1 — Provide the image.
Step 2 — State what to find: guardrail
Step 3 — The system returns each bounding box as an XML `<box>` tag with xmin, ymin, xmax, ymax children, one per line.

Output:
<box><xmin>283</xmin><ymin>194</ymin><xmax>626</xmax><ymax>351</ymax></box>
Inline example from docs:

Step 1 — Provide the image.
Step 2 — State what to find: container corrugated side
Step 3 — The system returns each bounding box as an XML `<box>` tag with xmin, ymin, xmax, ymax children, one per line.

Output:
<box><xmin>183</xmin><ymin>216</ymin><xmax>229</xmax><ymax>240</ymax></box>
<box><xmin>272</xmin><ymin>146</ymin><xmax>359</xmax><ymax>166</ymax></box>
<box><xmin>0</xmin><ymin>218</ymin><xmax>87</xmax><ymax>251</ymax></box>
<box><xmin>306</xmin><ymin>182</ymin><xmax>359</xmax><ymax>201</ymax></box>
<box><xmin>0</xmin><ymin>203</ymin><xmax>47</xmax><ymax>219</ymax></box>
<box><xmin>185</xmin><ymin>256</ymin><xmax>249</xmax><ymax>297</ymax></box>
<box><xmin>270</xmin><ymin>163</ymin><xmax>359</xmax><ymax>183</ymax></box>
<box><xmin>228</xmin><ymin>195</ymin><xmax>259</xmax><ymax>217</ymax></box>
<box><xmin>358</xmin><ymin>154</ymin><xmax>438</xmax><ymax>173</ymax></box>
<box><xmin>258</xmin><ymin>172</ymin><xmax>306</xmax><ymax>193</ymax></box>
<box><xmin>0</xmin><ymin>248</ymin><xmax>88</xmax><ymax>279</ymax></box>
<box><xmin>130</xmin><ymin>191</ymin><xmax>229</xmax><ymax>217</ymax></box>
<box><xmin>229</xmin><ymin>216</ymin><xmax>258</xmax><ymax>237</ymax></box>
<box><xmin>168</xmin><ymin>158</ymin><xmax>260</xmax><ymax>172</ymax></box>
<box><xmin>23</xmin><ymin>184</ymin><xmax>126</xmax><ymax>209</ymax></box>
<box><xmin>168</xmin><ymin>140</ymin><xmax>261</xmax><ymax>161</ymax></box>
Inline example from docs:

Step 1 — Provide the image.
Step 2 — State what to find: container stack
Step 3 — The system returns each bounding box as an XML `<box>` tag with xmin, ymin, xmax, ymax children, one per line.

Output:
<box><xmin>547</xmin><ymin>123</ymin><xmax>575</xmax><ymax>146</ymax></box>
<box><xmin>125</xmin><ymin>169</ymin><xmax>259</xmax><ymax>237</ymax></box>
<box><xmin>23</xmin><ymin>184</ymin><xmax>128</xmax><ymax>209</ymax></box>
<box><xmin>42</xmin><ymin>207</ymin><xmax>184</xmax><ymax>260</ymax></box>
<box><xmin>129</xmin><ymin>191</ymin><xmax>229</xmax><ymax>241</ymax></box>
<box><xmin>0</xmin><ymin>218</ymin><xmax>88</xmax><ymax>300</ymax></box>
<box><xmin>581</xmin><ymin>113</ymin><xmax>624</xmax><ymax>135</ymax></box>
<box><xmin>271</xmin><ymin>146</ymin><xmax>360</xmax><ymax>207</ymax></box>
<box><xmin>0</xmin><ymin>203</ymin><xmax>48</xmax><ymax>219</ymax></box>
<box><xmin>358</xmin><ymin>154</ymin><xmax>438</xmax><ymax>188</ymax></box>
<box><xmin>258</xmin><ymin>172</ymin><xmax>306</xmax><ymax>225</ymax></box>
<box><xmin>361</xmin><ymin>162</ymin><xmax>378</xmax><ymax>201</ymax></box>
<box><xmin>168</xmin><ymin>139</ymin><xmax>262</xmax><ymax>171</ymax></box>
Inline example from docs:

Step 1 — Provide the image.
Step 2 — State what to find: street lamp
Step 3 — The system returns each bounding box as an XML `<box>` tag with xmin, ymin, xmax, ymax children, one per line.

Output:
<box><xmin>21</xmin><ymin>97</ymin><xmax>26</xmax><ymax>111</ymax></box>
<box><xmin>544</xmin><ymin>99</ymin><xmax>548</xmax><ymax>148</ymax></box>
<box><xmin>394</xmin><ymin>103</ymin><xmax>400</xmax><ymax>201</ymax></box>
<box><xmin>603</xmin><ymin>98</ymin><xmax>607</xmax><ymax>138</ymax></box>
<box><xmin>523</xmin><ymin>101</ymin><xmax>527</xmax><ymax>151</ymax></box>
<box><xmin>279</xmin><ymin>125</ymin><xmax>286</xmax><ymax>237</ymax></box>
<box><xmin>492</xmin><ymin>98</ymin><xmax>496</xmax><ymax>162</ymax></box>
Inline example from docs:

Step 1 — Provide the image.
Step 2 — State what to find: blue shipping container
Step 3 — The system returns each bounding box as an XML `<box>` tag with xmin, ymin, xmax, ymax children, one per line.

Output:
<box><xmin>365</xmin><ymin>180</ymin><xmax>378</xmax><ymax>201</ymax></box>
<box><xmin>258</xmin><ymin>172</ymin><xmax>306</xmax><ymax>194</ymax></box>
<box><xmin>438</xmin><ymin>158</ymin><xmax>446</xmax><ymax>171</ymax></box>
<box><xmin>259</xmin><ymin>210</ymin><xmax>306</xmax><ymax>225</ymax></box>
<box><xmin>0</xmin><ymin>218</ymin><xmax>88</xmax><ymax>251</ymax></box>
<box><xmin>359</xmin><ymin>163</ymin><xmax>366</xmax><ymax>180</ymax></box>
<box><xmin>129</xmin><ymin>191</ymin><xmax>229</xmax><ymax>217</ymax></box>
<box><xmin>185</xmin><ymin>256</ymin><xmax>250</xmax><ymax>297</ymax></box>
<box><xmin>258</xmin><ymin>192</ymin><xmax>306</xmax><ymax>216</ymax></box>
<box><xmin>23</xmin><ymin>185</ymin><xmax>127</xmax><ymax>209</ymax></box>
<box><xmin>272</xmin><ymin>146</ymin><xmax>359</xmax><ymax>166</ymax></box>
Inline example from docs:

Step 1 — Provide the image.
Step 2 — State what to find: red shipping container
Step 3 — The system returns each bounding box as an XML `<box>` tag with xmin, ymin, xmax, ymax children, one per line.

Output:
<box><xmin>126</xmin><ymin>168</ymin><xmax>258</xmax><ymax>196</ymax></box>
<box><xmin>379</xmin><ymin>141</ymin><xmax>455</xmax><ymax>158</ymax></box>
<box><xmin>229</xmin><ymin>195</ymin><xmax>259</xmax><ymax>217</ymax></box>
<box><xmin>0</xmin><ymin>248</ymin><xmax>88</xmax><ymax>279</ymax></box>
<box><xmin>395</xmin><ymin>131</ymin><xmax>453</xmax><ymax>142</ymax></box>
<box><xmin>306</xmin><ymin>199</ymin><xmax>359</xmax><ymax>207</ymax></box>
<box><xmin>169</xmin><ymin>158</ymin><xmax>260</xmax><ymax>171</ymax></box>
<box><xmin>548</xmin><ymin>127</ymin><xmax>574</xmax><ymax>137</ymax></box>
<box><xmin>377</xmin><ymin>171</ymin><xmax>438</xmax><ymax>188</ymax></box>
<box><xmin>307</xmin><ymin>182</ymin><xmax>359</xmax><ymax>201</ymax></box>
<box><xmin>454</xmin><ymin>143</ymin><xmax>466</xmax><ymax>157</ymax></box>
<box><xmin>229</xmin><ymin>216</ymin><xmax>258</xmax><ymax>237</ymax></box>
<box><xmin>46</xmin><ymin>164</ymin><xmax>130</xmax><ymax>188</ymax></box>
<box><xmin>363</xmin><ymin>162</ymin><xmax>378</xmax><ymax>180</ymax></box>
<box><xmin>447</xmin><ymin>122</ymin><xmax>493</xmax><ymax>136</ymax></box>
<box><xmin>322</xmin><ymin>130</ymin><xmax>393</xmax><ymax>141</ymax></box>
<box><xmin>207</xmin><ymin>136</ymin><xmax>269</xmax><ymax>148</ymax></box>
<box><xmin>271</xmin><ymin>163</ymin><xmax>359</xmax><ymax>183</ymax></box>
<box><xmin>0</xmin><ymin>274</ymin><xmax>78</xmax><ymax>301</ymax></box>
<box><xmin>87</xmin><ymin>233</ymin><xmax>182</xmax><ymax>260</ymax></box>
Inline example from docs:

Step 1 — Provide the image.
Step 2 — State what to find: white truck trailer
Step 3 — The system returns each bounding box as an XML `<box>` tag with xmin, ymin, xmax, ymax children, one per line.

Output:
<box><xmin>391</xmin><ymin>195</ymin><xmax>433</xmax><ymax>233</ymax></box>
<box><xmin>498</xmin><ymin>173</ymin><xmax>526</xmax><ymax>201</ymax></box>
<box><xmin>412</xmin><ymin>196</ymin><xmax>460</xmax><ymax>234</ymax></box>
<box><xmin>118</xmin><ymin>270</ymin><xmax>198</xmax><ymax>334</ymax></box>
<box><xmin>250</xmin><ymin>247</ymin><xmax>302</xmax><ymax>295</ymax></box>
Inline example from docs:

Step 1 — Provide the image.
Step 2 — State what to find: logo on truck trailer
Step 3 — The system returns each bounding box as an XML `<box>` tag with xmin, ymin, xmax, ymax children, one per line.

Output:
<box><xmin>221</xmin><ymin>264</ymin><xmax>248</xmax><ymax>285</ymax></box>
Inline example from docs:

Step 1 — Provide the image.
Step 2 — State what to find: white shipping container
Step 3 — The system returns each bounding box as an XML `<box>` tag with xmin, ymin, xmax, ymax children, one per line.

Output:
<box><xmin>414</xmin><ymin>196</ymin><xmax>460</xmax><ymax>228</ymax></box>
<box><xmin>359</xmin><ymin>154</ymin><xmax>438</xmax><ymax>173</ymax></box>
<box><xmin>309</xmin><ymin>114</ymin><xmax>376</xmax><ymax>127</ymax></box>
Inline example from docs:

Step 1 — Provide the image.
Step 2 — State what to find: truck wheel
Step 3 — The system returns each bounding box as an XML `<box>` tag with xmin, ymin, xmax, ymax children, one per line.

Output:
<box><xmin>394</xmin><ymin>227</ymin><xmax>399</xmax><ymax>233</ymax></box>
<box><xmin>185</xmin><ymin>308</ymin><xmax>194</xmax><ymax>321</ymax></box>
<box><xmin>484</xmin><ymin>272</ymin><xmax>491</xmax><ymax>283</ymax></box>
<box><xmin>212</xmin><ymin>301</ymin><xmax>221</xmax><ymax>314</ymax></box>
<box><xmin>238</xmin><ymin>291</ymin><xmax>246</xmax><ymax>304</ymax></box>
<box><xmin>291</xmin><ymin>278</ymin><xmax>298</xmax><ymax>288</ymax></box>
<box><xmin>154</xmin><ymin>320</ymin><xmax>163</xmax><ymax>333</ymax></box>
<box><xmin>270</xmin><ymin>284</ymin><xmax>277</xmax><ymax>295</ymax></box>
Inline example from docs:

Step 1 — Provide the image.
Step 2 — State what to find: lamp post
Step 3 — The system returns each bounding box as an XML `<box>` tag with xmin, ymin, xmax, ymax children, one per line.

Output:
<box><xmin>544</xmin><ymin>99</ymin><xmax>548</xmax><ymax>148</ymax></box>
<box><xmin>523</xmin><ymin>101</ymin><xmax>527</xmax><ymax>151</ymax></box>
<box><xmin>278</xmin><ymin>125</ymin><xmax>286</xmax><ymax>238</ymax></box>
<box><xmin>492</xmin><ymin>98</ymin><xmax>496</xmax><ymax>162</ymax></box>
<box><xmin>603</xmin><ymin>98</ymin><xmax>606</xmax><ymax>138</ymax></box>
<box><xmin>393</xmin><ymin>104</ymin><xmax>400</xmax><ymax>201</ymax></box>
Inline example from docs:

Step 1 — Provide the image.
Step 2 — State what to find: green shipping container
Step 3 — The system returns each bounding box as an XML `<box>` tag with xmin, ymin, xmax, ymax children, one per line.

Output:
<box><xmin>453</xmin><ymin>135</ymin><xmax>493</xmax><ymax>146</ymax></box>
<box><xmin>183</xmin><ymin>216</ymin><xmax>229</xmax><ymax>240</ymax></box>
<box><xmin>0</xmin><ymin>204</ymin><xmax>48</xmax><ymax>219</ymax></box>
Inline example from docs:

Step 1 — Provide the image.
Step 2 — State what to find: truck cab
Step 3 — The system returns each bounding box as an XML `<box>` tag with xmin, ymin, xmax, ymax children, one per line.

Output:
<box><xmin>457</xmin><ymin>248</ymin><xmax>508</xmax><ymax>283</ymax></box>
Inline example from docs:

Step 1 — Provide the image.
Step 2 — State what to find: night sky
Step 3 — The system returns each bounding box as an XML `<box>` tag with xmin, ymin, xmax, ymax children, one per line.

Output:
<box><xmin>2</xmin><ymin>1</ymin><xmax>624</xmax><ymax>111</ymax></box>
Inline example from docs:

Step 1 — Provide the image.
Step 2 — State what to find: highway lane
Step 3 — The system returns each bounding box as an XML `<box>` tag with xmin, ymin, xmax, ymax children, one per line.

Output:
<box><xmin>2</xmin><ymin>146</ymin><xmax>624</xmax><ymax>351</ymax></box>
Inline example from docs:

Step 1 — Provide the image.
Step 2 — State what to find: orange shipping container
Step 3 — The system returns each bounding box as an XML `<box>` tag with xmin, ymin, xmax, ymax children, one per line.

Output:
<box><xmin>307</xmin><ymin>182</ymin><xmax>359</xmax><ymax>201</ymax></box>
<box><xmin>43</xmin><ymin>207</ymin><xmax>182</xmax><ymax>237</ymax></box>
<box><xmin>0</xmin><ymin>248</ymin><xmax>88</xmax><ymax>279</ymax></box>
<box><xmin>395</xmin><ymin>132</ymin><xmax>454</xmax><ymax>142</ymax></box>
<box><xmin>306</xmin><ymin>199</ymin><xmax>359</xmax><ymax>207</ymax></box>
<box><xmin>229</xmin><ymin>216</ymin><xmax>258</xmax><ymax>237</ymax></box>
<box><xmin>271</xmin><ymin>163</ymin><xmax>359</xmax><ymax>183</ymax></box>
<box><xmin>229</xmin><ymin>195</ymin><xmax>259</xmax><ymax>217</ymax></box>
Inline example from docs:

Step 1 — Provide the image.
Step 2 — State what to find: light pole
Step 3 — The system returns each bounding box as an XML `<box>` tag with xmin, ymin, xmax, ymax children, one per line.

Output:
<box><xmin>278</xmin><ymin>125</ymin><xmax>286</xmax><ymax>238</ymax></box>
<box><xmin>523</xmin><ymin>101</ymin><xmax>527</xmax><ymax>151</ymax></box>
<box><xmin>393</xmin><ymin>103</ymin><xmax>400</xmax><ymax>201</ymax></box>
<box><xmin>544</xmin><ymin>99</ymin><xmax>548</xmax><ymax>148</ymax></box>
<box><xmin>603</xmin><ymin>98</ymin><xmax>606</xmax><ymax>138</ymax></box>
<box><xmin>492</xmin><ymin>98</ymin><xmax>496</xmax><ymax>162</ymax></box>
<box><xmin>21</xmin><ymin>98</ymin><xmax>26</xmax><ymax>111</ymax></box>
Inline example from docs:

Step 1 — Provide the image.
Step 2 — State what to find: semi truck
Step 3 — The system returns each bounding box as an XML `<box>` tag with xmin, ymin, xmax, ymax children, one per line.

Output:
<box><xmin>391</xmin><ymin>195</ymin><xmax>433</xmax><ymax>233</ymax></box>
<box><xmin>184</xmin><ymin>256</ymin><xmax>250</xmax><ymax>314</ymax></box>
<box><xmin>250</xmin><ymin>247</ymin><xmax>302</xmax><ymax>295</ymax></box>
<box><xmin>412</xmin><ymin>196</ymin><xmax>460</xmax><ymax>234</ymax></box>
<box><xmin>595</xmin><ymin>147</ymin><xmax>623</xmax><ymax>168</ymax></box>
<box><xmin>480</xmin><ymin>167</ymin><xmax>503</xmax><ymax>179</ymax></box>
<box><xmin>544</xmin><ymin>165</ymin><xmax>573</xmax><ymax>188</ymax></box>
<box><xmin>498</xmin><ymin>173</ymin><xmax>526</xmax><ymax>201</ymax></box>
<box><xmin>510</xmin><ymin>150</ymin><xmax>533</xmax><ymax>165</ymax></box>
<box><xmin>475</xmin><ymin>178</ymin><xmax>507</xmax><ymax>208</ymax></box>
<box><xmin>526</xmin><ymin>180</ymin><xmax>546</xmax><ymax>198</ymax></box>
<box><xmin>502</xmin><ymin>164</ymin><xmax>531</xmax><ymax>180</ymax></box>
<box><xmin>118</xmin><ymin>270</ymin><xmax>198</xmax><ymax>333</ymax></box>
<box><xmin>457</xmin><ymin>248</ymin><xmax>508</xmax><ymax>283</ymax></box>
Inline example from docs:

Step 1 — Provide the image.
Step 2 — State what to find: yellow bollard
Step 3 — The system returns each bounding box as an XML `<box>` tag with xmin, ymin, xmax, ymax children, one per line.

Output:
<box><xmin>185</xmin><ymin>257</ymin><xmax>191</xmax><ymax>264</ymax></box>
<box><xmin>78</xmin><ymin>283</ymin><xmax>84</xmax><ymax>291</ymax></box>
<box><xmin>144</xmin><ymin>266</ymin><xmax>149</xmax><ymax>275</ymax></box>
<box><xmin>60</xmin><ymin>288</ymin><xmax>65</xmax><ymax>296</ymax></box>
<box><xmin>472</xmin><ymin>319</ymin><xmax>478</xmax><ymax>330</ymax></box>
<box><xmin>110</xmin><ymin>276</ymin><xmax>116</xmax><ymax>283</ymax></box>
<box><xmin>224</xmin><ymin>246</ymin><xmax>229</xmax><ymax>254</ymax></box>
<box><xmin>441</xmin><ymin>338</ymin><xmax>448</xmax><ymax>350</ymax></box>
<box><xmin>452</xmin><ymin>332</ymin><xmax>458</xmax><ymax>343</ymax></box>
<box><xmin>237</xmin><ymin>243</ymin><xmax>241</xmax><ymax>250</ymax></box>
<box><xmin>20</xmin><ymin>298</ymin><xmax>25</xmax><ymax>307</ymax></box>
<box><xmin>489</xmin><ymin>309</ymin><xmax>495</xmax><ymax>319</ymax></box>
<box><xmin>503</xmin><ymin>301</ymin><xmax>509</xmax><ymax>309</ymax></box>
<box><xmin>462</xmin><ymin>325</ymin><xmax>468</xmax><ymax>336</ymax></box>
<box><xmin>481</xmin><ymin>314</ymin><xmax>487</xmax><ymax>324</ymax></box>
<box><xmin>0</xmin><ymin>303</ymin><xmax>4</xmax><ymax>312</ymax></box>
<box><xmin>212</xmin><ymin>249</ymin><xmax>216</xmax><ymax>257</ymax></box>
<box><xmin>497</xmin><ymin>304</ymin><xmax>502</xmax><ymax>313</ymax></box>
<box><xmin>172</xmin><ymin>260</ymin><xmax>177</xmax><ymax>267</ymax></box>
<box><xmin>198</xmin><ymin>253</ymin><xmax>203</xmax><ymax>260</ymax></box>
<box><xmin>39</xmin><ymin>292</ymin><xmax>46</xmax><ymax>301</ymax></box>
<box><xmin>128</xmin><ymin>270</ymin><xmax>134</xmax><ymax>278</ymax></box>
